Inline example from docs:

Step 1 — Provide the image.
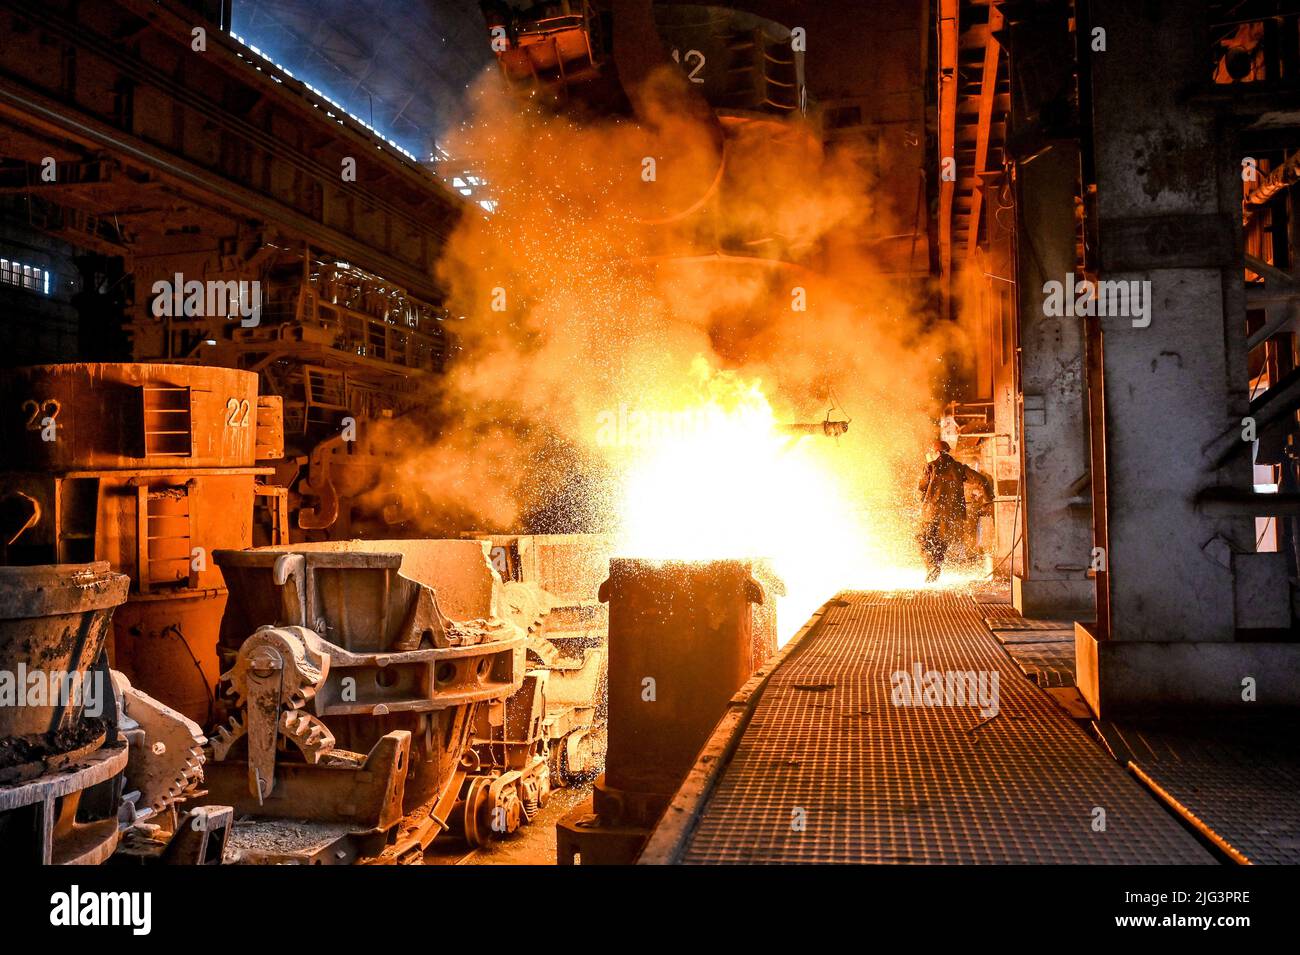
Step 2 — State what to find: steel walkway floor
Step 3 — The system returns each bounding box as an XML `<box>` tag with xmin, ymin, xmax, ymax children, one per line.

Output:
<box><xmin>642</xmin><ymin>591</ymin><xmax>1217</xmax><ymax>864</ymax></box>
<box><xmin>1095</xmin><ymin>715</ymin><xmax>1300</xmax><ymax>864</ymax></box>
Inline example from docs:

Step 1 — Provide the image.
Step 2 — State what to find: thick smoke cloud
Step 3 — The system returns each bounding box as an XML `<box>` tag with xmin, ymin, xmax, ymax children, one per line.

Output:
<box><xmin>370</xmin><ymin>68</ymin><xmax>948</xmax><ymax>573</ymax></box>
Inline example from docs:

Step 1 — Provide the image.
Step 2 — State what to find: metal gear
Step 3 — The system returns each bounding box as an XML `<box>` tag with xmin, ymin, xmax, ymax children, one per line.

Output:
<box><xmin>206</xmin><ymin>627</ymin><xmax>336</xmax><ymax>793</ymax></box>
<box><xmin>500</xmin><ymin>581</ymin><xmax>551</xmax><ymax>635</ymax></box>
<box><xmin>223</xmin><ymin>625</ymin><xmax>329</xmax><ymax>711</ymax></box>
<box><xmin>112</xmin><ymin>670</ymin><xmax>208</xmax><ymax>813</ymax></box>
<box><xmin>278</xmin><ymin>709</ymin><xmax>335</xmax><ymax>763</ymax></box>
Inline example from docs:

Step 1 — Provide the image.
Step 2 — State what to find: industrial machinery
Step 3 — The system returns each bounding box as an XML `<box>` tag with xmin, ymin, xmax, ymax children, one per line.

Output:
<box><xmin>155</xmin><ymin>254</ymin><xmax>454</xmax><ymax>541</ymax></box>
<box><xmin>557</xmin><ymin>557</ymin><xmax>767</xmax><ymax>864</ymax></box>
<box><xmin>0</xmin><ymin>362</ymin><xmax>286</xmax><ymax>725</ymax></box>
<box><xmin>109</xmin><ymin>670</ymin><xmax>231</xmax><ymax>865</ymax></box>
<box><xmin>481</xmin><ymin>0</ymin><xmax>818</xmax><ymax>300</ymax></box>
<box><xmin>0</xmin><ymin>561</ymin><xmax>225</xmax><ymax>865</ymax></box>
<box><xmin>200</xmin><ymin>539</ymin><xmax>535</xmax><ymax>862</ymax></box>
<box><xmin>482</xmin><ymin>1</ymin><xmax>803</xmax><ymax>120</ymax></box>
<box><xmin>0</xmin><ymin>0</ymin><xmax>463</xmax><ymax>544</ymax></box>
<box><xmin>473</xmin><ymin>533</ymin><xmax>612</xmax><ymax>786</ymax></box>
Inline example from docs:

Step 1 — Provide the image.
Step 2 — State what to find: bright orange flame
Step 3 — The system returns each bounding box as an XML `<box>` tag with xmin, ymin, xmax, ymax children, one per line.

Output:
<box><xmin>607</xmin><ymin>359</ymin><xmax>955</xmax><ymax>643</ymax></box>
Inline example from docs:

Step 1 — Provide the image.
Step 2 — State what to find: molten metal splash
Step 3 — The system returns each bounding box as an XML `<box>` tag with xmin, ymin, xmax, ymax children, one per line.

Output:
<box><xmin>609</xmin><ymin>360</ymin><xmax>953</xmax><ymax>643</ymax></box>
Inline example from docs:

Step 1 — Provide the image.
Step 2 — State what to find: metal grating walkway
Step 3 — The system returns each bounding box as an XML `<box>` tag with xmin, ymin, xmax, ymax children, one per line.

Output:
<box><xmin>658</xmin><ymin>592</ymin><xmax>1217</xmax><ymax>864</ymax></box>
<box><xmin>1096</xmin><ymin>716</ymin><xmax>1300</xmax><ymax>864</ymax></box>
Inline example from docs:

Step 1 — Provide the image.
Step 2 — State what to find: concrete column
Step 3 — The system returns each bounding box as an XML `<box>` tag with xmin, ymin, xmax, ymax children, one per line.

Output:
<box><xmin>1012</xmin><ymin>145</ymin><xmax>1095</xmax><ymax>619</ymax></box>
<box><xmin>1006</xmin><ymin>5</ymin><xmax>1094</xmax><ymax>619</ymax></box>
<box><xmin>1077</xmin><ymin>0</ymin><xmax>1300</xmax><ymax>715</ymax></box>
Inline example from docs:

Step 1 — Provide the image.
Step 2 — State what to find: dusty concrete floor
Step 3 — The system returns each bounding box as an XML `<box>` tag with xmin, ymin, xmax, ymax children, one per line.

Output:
<box><xmin>423</xmin><ymin>781</ymin><xmax>593</xmax><ymax>865</ymax></box>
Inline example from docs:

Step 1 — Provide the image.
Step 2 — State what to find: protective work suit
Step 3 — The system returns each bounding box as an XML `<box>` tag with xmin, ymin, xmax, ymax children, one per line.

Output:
<box><xmin>917</xmin><ymin>441</ymin><xmax>969</xmax><ymax>582</ymax></box>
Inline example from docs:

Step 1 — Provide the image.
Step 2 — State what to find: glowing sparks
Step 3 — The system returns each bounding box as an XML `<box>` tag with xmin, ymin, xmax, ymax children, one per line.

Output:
<box><xmin>411</xmin><ymin>78</ymin><xmax>972</xmax><ymax>638</ymax></box>
<box><xmin>608</xmin><ymin>360</ymin><xmax>941</xmax><ymax>643</ymax></box>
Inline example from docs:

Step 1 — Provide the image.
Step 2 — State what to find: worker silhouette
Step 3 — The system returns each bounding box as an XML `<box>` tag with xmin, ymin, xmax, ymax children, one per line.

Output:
<box><xmin>917</xmin><ymin>439</ymin><xmax>969</xmax><ymax>582</ymax></box>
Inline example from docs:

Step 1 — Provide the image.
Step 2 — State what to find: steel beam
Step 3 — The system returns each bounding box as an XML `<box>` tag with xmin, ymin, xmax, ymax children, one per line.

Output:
<box><xmin>966</xmin><ymin>5</ymin><xmax>1004</xmax><ymax>259</ymax></box>
<box><xmin>937</xmin><ymin>0</ymin><xmax>958</xmax><ymax>318</ymax></box>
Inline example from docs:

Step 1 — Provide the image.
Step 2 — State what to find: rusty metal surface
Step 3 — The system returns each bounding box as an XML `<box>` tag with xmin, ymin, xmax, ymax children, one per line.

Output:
<box><xmin>0</xmin><ymin>363</ymin><xmax>261</xmax><ymax>470</ymax></box>
<box><xmin>257</xmin><ymin>539</ymin><xmax>500</xmax><ymax>620</ymax></box>
<box><xmin>471</xmin><ymin>534</ymin><xmax>611</xmax><ymax>793</ymax></box>
<box><xmin>161</xmin><ymin>805</ymin><xmax>232</xmax><ymax>865</ymax></box>
<box><xmin>0</xmin><ymin>740</ymin><xmax>129</xmax><ymax>811</ymax></box>
<box><xmin>0</xmin><ymin>742</ymin><xmax>130</xmax><ymax>864</ymax></box>
<box><xmin>659</xmin><ymin>591</ymin><xmax>1218</xmax><ymax>864</ymax></box>
<box><xmin>202</xmin><ymin>730</ymin><xmax>409</xmax><ymax>831</ymax></box>
<box><xmin>0</xmin><ymin>560</ymin><xmax>226</xmax><ymax>865</ymax></box>
<box><xmin>603</xmin><ymin>558</ymin><xmax>762</xmax><ymax>801</ymax></box>
<box><xmin>638</xmin><ymin>598</ymin><xmax>832</xmax><ymax>864</ymax></box>
<box><xmin>999</xmin><ymin>640</ymin><xmax>1077</xmax><ymax>689</ymax></box>
<box><xmin>112</xmin><ymin>670</ymin><xmax>206</xmax><ymax>813</ymax></box>
<box><xmin>200</xmin><ymin>541</ymin><xmax>533</xmax><ymax>858</ymax></box>
<box><xmin>558</xmin><ymin>557</ymin><xmax>767</xmax><ymax>864</ymax></box>
<box><xmin>0</xmin><ymin>563</ymin><xmax>127</xmax><ymax>761</ymax></box>
<box><xmin>108</xmin><ymin>591</ymin><xmax>230</xmax><ymax>724</ymax></box>
<box><xmin>1096</xmin><ymin>715</ymin><xmax>1300</xmax><ymax>864</ymax></box>
<box><xmin>0</xmin><ymin>363</ymin><xmax>281</xmax><ymax>726</ymax></box>
<box><xmin>213</xmin><ymin>547</ymin><xmax>526</xmax><ymax>720</ymax></box>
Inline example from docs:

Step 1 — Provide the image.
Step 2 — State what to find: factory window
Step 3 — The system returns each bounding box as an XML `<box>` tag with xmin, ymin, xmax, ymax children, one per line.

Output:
<box><xmin>0</xmin><ymin>257</ymin><xmax>52</xmax><ymax>295</ymax></box>
<box><xmin>1254</xmin><ymin>463</ymin><xmax>1279</xmax><ymax>553</ymax></box>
